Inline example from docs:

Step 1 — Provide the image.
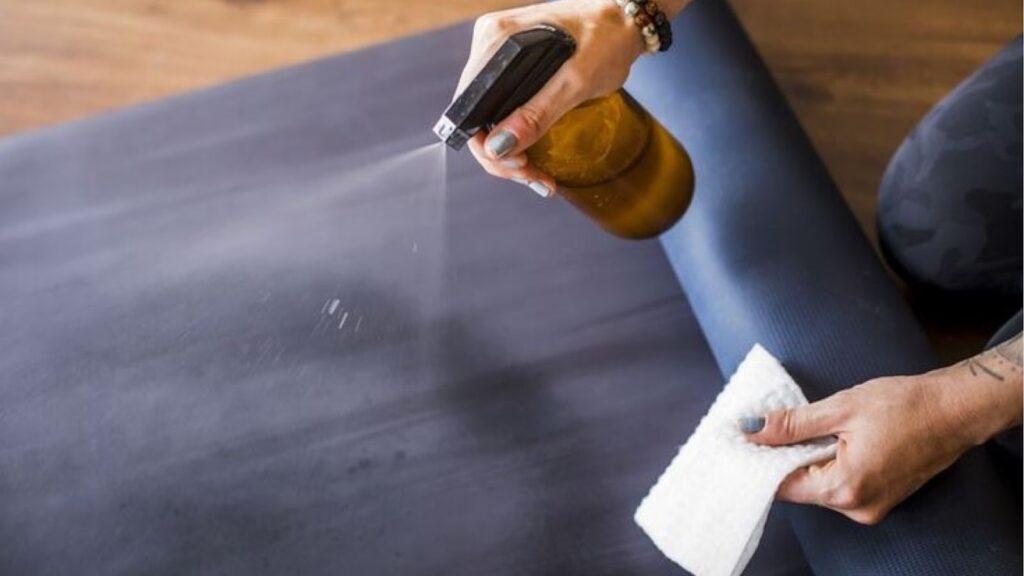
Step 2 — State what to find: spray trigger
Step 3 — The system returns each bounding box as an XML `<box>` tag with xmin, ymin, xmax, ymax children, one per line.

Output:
<box><xmin>433</xmin><ymin>25</ymin><xmax>576</xmax><ymax>150</ymax></box>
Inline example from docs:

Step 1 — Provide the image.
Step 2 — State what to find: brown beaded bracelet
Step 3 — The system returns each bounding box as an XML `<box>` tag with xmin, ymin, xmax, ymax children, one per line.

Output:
<box><xmin>615</xmin><ymin>0</ymin><xmax>673</xmax><ymax>53</ymax></box>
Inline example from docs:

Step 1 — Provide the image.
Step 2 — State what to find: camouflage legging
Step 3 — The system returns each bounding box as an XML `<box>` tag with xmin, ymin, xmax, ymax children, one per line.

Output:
<box><xmin>878</xmin><ymin>37</ymin><xmax>1022</xmax><ymax>302</ymax></box>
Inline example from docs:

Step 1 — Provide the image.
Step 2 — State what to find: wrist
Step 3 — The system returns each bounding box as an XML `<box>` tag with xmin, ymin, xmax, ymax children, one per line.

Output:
<box><xmin>608</xmin><ymin>0</ymin><xmax>676</xmax><ymax>53</ymax></box>
<box><xmin>597</xmin><ymin>0</ymin><xmax>646</xmax><ymax>60</ymax></box>
<box><xmin>934</xmin><ymin>357</ymin><xmax>1023</xmax><ymax>447</ymax></box>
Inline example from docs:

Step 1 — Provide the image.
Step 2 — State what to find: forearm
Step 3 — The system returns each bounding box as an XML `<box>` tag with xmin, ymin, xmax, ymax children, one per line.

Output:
<box><xmin>941</xmin><ymin>332</ymin><xmax>1023</xmax><ymax>446</ymax></box>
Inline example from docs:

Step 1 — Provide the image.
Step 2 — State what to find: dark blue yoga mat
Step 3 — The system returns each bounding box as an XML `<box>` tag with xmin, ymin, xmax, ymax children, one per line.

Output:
<box><xmin>0</xmin><ymin>17</ymin><xmax>810</xmax><ymax>576</ymax></box>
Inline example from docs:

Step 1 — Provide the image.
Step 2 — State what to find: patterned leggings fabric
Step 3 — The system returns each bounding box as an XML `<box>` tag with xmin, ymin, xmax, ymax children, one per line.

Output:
<box><xmin>878</xmin><ymin>38</ymin><xmax>1022</xmax><ymax>300</ymax></box>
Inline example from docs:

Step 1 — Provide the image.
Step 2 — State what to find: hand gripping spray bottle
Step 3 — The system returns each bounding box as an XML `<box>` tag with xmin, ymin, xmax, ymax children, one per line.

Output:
<box><xmin>434</xmin><ymin>25</ymin><xmax>694</xmax><ymax>239</ymax></box>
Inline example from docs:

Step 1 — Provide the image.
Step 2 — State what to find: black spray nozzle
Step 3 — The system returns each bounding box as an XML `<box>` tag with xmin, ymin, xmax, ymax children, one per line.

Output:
<box><xmin>434</xmin><ymin>26</ymin><xmax>576</xmax><ymax>151</ymax></box>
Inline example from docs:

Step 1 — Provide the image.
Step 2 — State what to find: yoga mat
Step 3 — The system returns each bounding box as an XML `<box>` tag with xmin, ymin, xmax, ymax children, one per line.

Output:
<box><xmin>627</xmin><ymin>0</ymin><xmax>1022</xmax><ymax>573</ymax></box>
<box><xmin>0</xmin><ymin>22</ymin><xmax>812</xmax><ymax>576</ymax></box>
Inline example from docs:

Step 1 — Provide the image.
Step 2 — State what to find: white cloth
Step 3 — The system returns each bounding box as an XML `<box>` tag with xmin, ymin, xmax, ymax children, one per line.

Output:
<box><xmin>634</xmin><ymin>344</ymin><xmax>836</xmax><ymax>576</ymax></box>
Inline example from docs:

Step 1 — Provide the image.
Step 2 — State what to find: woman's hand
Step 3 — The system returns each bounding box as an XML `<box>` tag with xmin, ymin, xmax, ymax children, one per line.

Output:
<box><xmin>741</xmin><ymin>334</ymin><xmax>1023</xmax><ymax>525</ymax></box>
<box><xmin>454</xmin><ymin>0</ymin><xmax>663</xmax><ymax>198</ymax></box>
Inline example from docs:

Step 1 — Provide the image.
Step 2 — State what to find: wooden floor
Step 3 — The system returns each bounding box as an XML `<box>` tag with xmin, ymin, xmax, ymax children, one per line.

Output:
<box><xmin>1</xmin><ymin>0</ymin><xmax>1020</xmax><ymax>357</ymax></box>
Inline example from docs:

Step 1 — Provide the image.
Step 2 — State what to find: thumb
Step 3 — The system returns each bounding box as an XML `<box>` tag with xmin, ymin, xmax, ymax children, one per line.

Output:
<box><xmin>775</xmin><ymin>458</ymin><xmax>839</xmax><ymax>505</ymax></box>
<box><xmin>483</xmin><ymin>73</ymin><xmax>580</xmax><ymax>159</ymax></box>
<box><xmin>740</xmin><ymin>396</ymin><xmax>844</xmax><ymax>446</ymax></box>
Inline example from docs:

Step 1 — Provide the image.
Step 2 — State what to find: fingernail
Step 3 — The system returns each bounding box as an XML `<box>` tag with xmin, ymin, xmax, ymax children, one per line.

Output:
<box><xmin>738</xmin><ymin>416</ymin><xmax>765</xmax><ymax>434</ymax></box>
<box><xmin>501</xmin><ymin>157</ymin><xmax>526</xmax><ymax>169</ymax></box>
<box><xmin>486</xmin><ymin>130</ymin><xmax>517</xmax><ymax>158</ymax></box>
<box><xmin>528</xmin><ymin>181</ymin><xmax>553</xmax><ymax>198</ymax></box>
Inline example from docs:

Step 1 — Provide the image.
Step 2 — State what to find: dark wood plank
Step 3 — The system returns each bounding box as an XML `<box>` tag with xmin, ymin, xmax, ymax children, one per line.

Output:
<box><xmin>731</xmin><ymin>0</ymin><xmax>1021</xmax><ymax>241</ymax></box>
<box><xmin>0</xmin><ymin>0</ymin><xmax>530</xmax><ymax>137</ymax></box>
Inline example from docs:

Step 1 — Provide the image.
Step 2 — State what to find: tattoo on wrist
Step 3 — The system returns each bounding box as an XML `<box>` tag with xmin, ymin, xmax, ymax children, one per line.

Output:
<box><xmin>960</xmin><ymin>332</ymin><xmax>1023</xmax><ymax>382</ymax></box>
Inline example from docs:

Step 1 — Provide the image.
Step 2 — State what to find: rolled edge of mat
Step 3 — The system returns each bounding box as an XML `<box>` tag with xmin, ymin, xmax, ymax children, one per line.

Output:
<box><xmin>626</xmin><ymin>0</ymin><xmax>934</xmax><ymax>394</ymax></box>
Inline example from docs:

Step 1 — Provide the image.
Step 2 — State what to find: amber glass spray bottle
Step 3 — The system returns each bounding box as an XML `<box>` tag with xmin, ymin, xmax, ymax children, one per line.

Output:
<box><xmin>434</xmin><ymin>25</ymin><xmax>693</xmax><ymax>239</ymax></box>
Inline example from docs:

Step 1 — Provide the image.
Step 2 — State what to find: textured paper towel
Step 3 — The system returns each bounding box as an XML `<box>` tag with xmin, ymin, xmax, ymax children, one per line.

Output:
<box><xmin>635</xmin><ymin>344</ymin><xmax>837</xmax><ymax>576</ymax></box>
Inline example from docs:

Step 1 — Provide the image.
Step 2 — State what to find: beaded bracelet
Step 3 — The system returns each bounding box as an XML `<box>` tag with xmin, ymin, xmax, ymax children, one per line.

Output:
<box><xmin>614</xmin><ymin>0</ymin><xmax>673</xmax><ymax>53</ymax></box>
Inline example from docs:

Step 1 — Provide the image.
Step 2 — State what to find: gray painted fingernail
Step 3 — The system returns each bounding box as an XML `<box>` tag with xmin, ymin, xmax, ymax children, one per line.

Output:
<box><xmin>739</xmin><ymin>416</ymin><xmax>765</xmax><ymax>434</ymax></box>
<box><xmin>528</xmin><ymin>181</ymin><xmax>553</xmax><ymax>198</ymax></box>
<box><xmin>501</xmin><ymin>157</ymin><xmax>525</xmax><ymax>169</ymax></box>
<box><xmin>486</xmin><ymin>130</ymin><xmax>517</xmax><ymax>158</ymax></box>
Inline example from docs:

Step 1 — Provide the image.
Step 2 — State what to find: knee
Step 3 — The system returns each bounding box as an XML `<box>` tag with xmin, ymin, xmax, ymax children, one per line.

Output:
<box><xmin>877</xmin><ymin>38</ymin><xmax>1023</xmax><ymax>296</ymax></box>
<box><xmin>876</xmin><ymin>148</ymin><xmax>964</xmax><ymax>293</ymax></box>
<box><xmin>877</xmin><ymin>152</ymin><xmax>1021</xmax><ymax>296</ymax></box>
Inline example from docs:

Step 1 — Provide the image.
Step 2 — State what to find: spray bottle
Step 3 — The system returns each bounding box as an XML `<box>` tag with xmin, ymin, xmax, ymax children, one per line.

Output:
<box><xmin>434</xmin><ymin>25</ymin><xmax>693</xmax><ymax>239</ymax></box>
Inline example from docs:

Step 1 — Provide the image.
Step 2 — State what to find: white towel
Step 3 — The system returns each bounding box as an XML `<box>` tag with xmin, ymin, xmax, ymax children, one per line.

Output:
<box><xmin>634</xmin><ymin>344</ymin><xmax>836</xmax><ymax>576</ymax></box>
